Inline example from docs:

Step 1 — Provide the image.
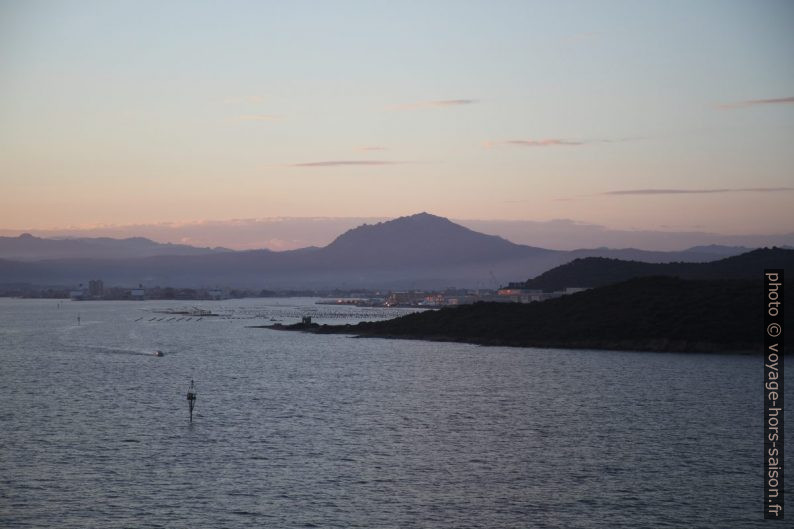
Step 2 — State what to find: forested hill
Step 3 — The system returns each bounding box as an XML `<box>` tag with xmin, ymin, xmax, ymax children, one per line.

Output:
<box><xmin>277</xmin><ymin>276</ymin><xmax>792</xmax><ymax>353</ymax></box>
<box><xmin>521</xmin><ymin>247</ymin><xmax>794</xmax><ymax>291</ymax></box>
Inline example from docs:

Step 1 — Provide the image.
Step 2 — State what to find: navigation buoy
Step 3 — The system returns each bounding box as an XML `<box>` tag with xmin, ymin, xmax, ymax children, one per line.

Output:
<box><xmin>186</xmin><ymin>380</ymin><xmax>197</xmax><ymax>422</ymax></box>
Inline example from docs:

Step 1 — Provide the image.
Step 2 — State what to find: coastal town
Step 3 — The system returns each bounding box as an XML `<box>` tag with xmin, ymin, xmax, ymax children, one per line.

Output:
<box><xmin>1</xmin><ymin>278</ymin><xmax>587</xmax><ymax>306</ymax></box>
<box><xmin>318</xmin><ymin>285</ymin><xmax>589</xmax><ymax>307</ymax></box>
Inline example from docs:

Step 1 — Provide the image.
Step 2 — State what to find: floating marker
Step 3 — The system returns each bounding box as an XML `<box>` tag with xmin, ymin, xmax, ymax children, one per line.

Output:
<box><xmin>186</xmin><ymin>380</ymin><xmax>197</xmax><ymax>422</ymax></box>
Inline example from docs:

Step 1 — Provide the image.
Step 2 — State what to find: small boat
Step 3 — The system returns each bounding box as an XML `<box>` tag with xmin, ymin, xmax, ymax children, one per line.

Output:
<box><xmin>153</xmin><ymin>350</ymin><xmax>164</xmax><ymax>357</ymax></box>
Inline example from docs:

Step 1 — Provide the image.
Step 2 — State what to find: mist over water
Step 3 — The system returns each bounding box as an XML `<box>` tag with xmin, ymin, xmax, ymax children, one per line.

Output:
<box><xmin>0</xmin><ymin>299</ymin><xmax>785</xmax><ymax>528</ymax></box>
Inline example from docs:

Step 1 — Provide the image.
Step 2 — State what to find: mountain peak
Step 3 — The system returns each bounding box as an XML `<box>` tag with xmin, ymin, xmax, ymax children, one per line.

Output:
<box><xmin>322</xmin><ymin>212</ymin><xmax>546</xmax><ymax>267</ymax></box>
<box><xmin>329</xmin><ymin>213</ymin><xmax>470</xmax><ymax>246</ymax></box>
<box><xmin>403</xmin><ymin>211</ymin><xmax>446</xmax><ymax>221</ymax></box>
<box><xmin>386</xmin><ymin>212</ymin><xmax>456</xmax><ymax>227</ymax></box>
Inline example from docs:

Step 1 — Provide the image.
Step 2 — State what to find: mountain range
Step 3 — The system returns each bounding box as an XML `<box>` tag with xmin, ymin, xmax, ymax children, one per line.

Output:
<box><xmin>0</xmin><ymin>233</ymin><xmax>230</xmax><ymax>260</ymax></box>
<box><xmin>0</xmin><ymin>213</ymin><xmax>769</xmax><ymax>289</ymax></box>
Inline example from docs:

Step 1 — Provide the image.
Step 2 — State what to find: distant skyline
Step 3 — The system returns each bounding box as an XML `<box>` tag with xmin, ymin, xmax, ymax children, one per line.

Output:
<box><xmin>1</xmin><ymin>1</ymin><xmax>793</xmax><ymax>235</ymax></box>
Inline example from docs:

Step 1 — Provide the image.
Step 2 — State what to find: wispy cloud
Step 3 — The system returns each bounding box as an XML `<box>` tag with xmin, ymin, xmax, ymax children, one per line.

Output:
<box><xmin>485</xmin><ymin>139</ymin><xmax>584</xmax><ymax>148</ymax></box>
<box><xmin>389</xmin><ymin>99</ymin><xmax>478</xmax><ymax>110</ymax></box>
<box><xmin>289</xmin><ymin>160</ymin><xmax>404</xmax><ymax>167</ymax></box>
<box><xmin>718</xmin><ymin>96</ymin><xmax>794</xmax><ymax>109</ymax></box>
<box><xmin>485</xmin><ymin>137</ymin><xmax>640</xmax><ymax>148</ymax></box>
<box><xmin>602</xmin><ymin>187</ymin><xmax>794</xmax><ymax>196</ymax></box>
<box><xmin>237</xmin><ymin>114</ymin><xmax>282</xmax><ymax>121</ymax></box>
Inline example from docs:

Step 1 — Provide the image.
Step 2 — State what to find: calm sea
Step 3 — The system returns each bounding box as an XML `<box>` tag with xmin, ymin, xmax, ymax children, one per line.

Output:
<box><xmin>0</xmin><ymin>298</ymin><xmax>787</xmax><ymax>528</ymax></box>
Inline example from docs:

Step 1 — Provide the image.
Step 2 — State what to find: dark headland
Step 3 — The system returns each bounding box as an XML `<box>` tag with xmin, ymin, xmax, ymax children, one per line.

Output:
<box><xmin>262</xmin><ymin>248</ymin><xmax>794</xmax><ymax>354</ymax></box>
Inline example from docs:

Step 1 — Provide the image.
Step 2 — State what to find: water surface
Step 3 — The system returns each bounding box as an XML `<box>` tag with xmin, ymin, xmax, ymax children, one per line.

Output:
<box><xmin>0</xmin><ymin>298</ymin><xmax>785</xmax><ymax>528</ymax></box>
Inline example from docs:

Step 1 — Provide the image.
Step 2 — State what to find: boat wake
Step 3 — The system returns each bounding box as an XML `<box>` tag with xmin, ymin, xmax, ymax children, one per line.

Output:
<box><xmin>81</xmin><ymin>345</ymin><xmax>164</xmax><ymax>357</ymax></box>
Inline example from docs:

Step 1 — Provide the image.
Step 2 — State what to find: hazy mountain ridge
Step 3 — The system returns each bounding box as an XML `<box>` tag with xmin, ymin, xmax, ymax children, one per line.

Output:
<box><xmin>0</xmin><ymin>213</ymin><xmax>775</xmax><ymax>289</ymax></box>
<box><xmin>10</xmin><ymin>218</ymin><xmax>791</xmax><ymax>253</ymax></box>
<box><xmin>566</xmin><ymin>247</ymin><xmax>744</xmax><ymax>263</ymax></box>
<box><xmin>0</xmin><ymin>233</ymin><xmax>231</xmax><ymax>261</ymax></box>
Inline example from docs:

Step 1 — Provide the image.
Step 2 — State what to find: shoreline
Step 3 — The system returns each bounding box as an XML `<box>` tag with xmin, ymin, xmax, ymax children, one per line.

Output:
<box><xmin>251</xmin><ymin>323</ymin><xmax>764</xmax><ymax>355</ymax></box>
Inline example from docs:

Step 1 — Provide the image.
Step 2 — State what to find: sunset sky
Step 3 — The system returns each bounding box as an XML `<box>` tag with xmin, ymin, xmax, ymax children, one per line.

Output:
<box><xmin>1</xmin><ymin>1</ymin><xmax>793</xmax><ymax>242</ymax></box>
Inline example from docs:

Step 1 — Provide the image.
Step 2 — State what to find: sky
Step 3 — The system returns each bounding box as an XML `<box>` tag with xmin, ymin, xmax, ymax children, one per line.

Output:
<box><xmin>1</xmin><ymin>0</ymin><xmax>793</xmax><ymax>244</ymax></box>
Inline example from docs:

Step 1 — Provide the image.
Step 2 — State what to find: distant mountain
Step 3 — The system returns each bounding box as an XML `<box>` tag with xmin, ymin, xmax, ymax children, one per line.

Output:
<box><xmin>521</xmin><ymin>247</ymin><xmax>794</xmax><ymax>291</ymax></box>
<box><xmin>319</xmin><ymin>213</ymin><xmax>553</xmax><ymax>266</ymax></box>
<box><xmin>0</xmin><ymin>213</ymin><xmax>770</xmax><ymax>289</ymax></box>
<box><xmin>568</xmin><ymin>247</ymin><xmax>739</xmax><ymax>263</ymax></box>
<box><xmin>683</xmin><ymin>244</ymin><xmax>753</xmax><ymax>256</ymax></box>
<box><xmin>272</xmin><ymin>276</ymin><xmax>793</xmax><ymax>353</ymax></box>
<box><xmin>0</xmin><ymin>233</ymin><xmax>230</xmax><ymax>261</ymax></box>
<box><xmin>457</xmin><ymin>219</ymin><xmax>794</xmax><ymax>252</ymax></box>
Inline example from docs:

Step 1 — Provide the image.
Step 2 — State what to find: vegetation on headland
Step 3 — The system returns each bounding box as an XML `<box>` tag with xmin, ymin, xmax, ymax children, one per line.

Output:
<box><xmin>267</xmin><ymin>276</ymin><xmax>792</xmax><ymax>353</ymax></box>
<box><xmin>520</xmin><ymin>247</ymin><xmax>793</xmax><ymax>291</ymax></box>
